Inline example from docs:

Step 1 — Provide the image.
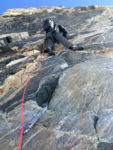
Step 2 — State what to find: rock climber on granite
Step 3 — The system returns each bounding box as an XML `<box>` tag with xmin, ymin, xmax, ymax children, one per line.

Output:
<box><xmin>40</xmin><ymin>18</ymin><xmax>84</xmax><ymax>56</ymax></box>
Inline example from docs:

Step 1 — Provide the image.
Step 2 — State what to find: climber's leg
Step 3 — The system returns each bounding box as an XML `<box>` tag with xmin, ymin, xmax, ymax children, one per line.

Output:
<box><xmin>53</xmin><ymin>31</ymin><xmax>84</xmax><ymax>51</ymax></box>
<box><xmin>44</xmin><ymin>37</ymin><xmax>55</xmax><ymax>56</ymax></box>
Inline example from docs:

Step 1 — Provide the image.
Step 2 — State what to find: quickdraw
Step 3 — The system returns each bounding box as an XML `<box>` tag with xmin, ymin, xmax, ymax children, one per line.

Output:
<box><xmin>20</xmin><ymin>102</ymin><xmax>48</xmax><ymax>134</ymax></box>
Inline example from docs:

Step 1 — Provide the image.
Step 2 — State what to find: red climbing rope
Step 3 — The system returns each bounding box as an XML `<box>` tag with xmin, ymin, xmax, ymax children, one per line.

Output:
<box><xmin>18</xmin><ymin>54</ymin><xmax>43</xmax><ymax>150</ymax></box>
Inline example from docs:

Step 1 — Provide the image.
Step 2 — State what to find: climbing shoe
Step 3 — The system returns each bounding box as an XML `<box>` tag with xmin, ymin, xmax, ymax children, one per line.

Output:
<box><xmin>48</xmin><ymin>50</ymin><xmax>55</xmax><ymax>56</ymax></box>
<box><xmin>77</xmin><ymin>46</ymin><xmax>84</xmax><ymax>51</ymax></box>
<box><xmin>69</xmin><ymin>45</ymin><xmax>84</xmax><ymax>51</ymax></box>
<box><xmin>46</xmin><ymin>48</ymin><xmax>55</xmax><ymax>56</ymax></box>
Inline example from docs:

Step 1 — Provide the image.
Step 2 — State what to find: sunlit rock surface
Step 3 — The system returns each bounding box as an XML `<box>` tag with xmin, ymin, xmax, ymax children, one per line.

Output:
<box><xmin>1</xmin><ymin>6</ymin><xmax>113</xmax><ymax>150</ymax></box>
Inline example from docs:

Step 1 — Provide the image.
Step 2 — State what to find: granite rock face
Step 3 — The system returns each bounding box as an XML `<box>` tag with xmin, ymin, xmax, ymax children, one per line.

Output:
<box><xmin>49</xmin><ymin>54</ymin><xmax>113</xmax><ymax>114</ymax></box>
<box><xmin>1</xmin><ymin>6</ymin><xmax>113</xmax><ymax>150</ymax></box>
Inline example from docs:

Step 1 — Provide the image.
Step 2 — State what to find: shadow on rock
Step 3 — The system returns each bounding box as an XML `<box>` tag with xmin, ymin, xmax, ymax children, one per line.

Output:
<box><xmin>36</xmin><ymin>74</ymin><xmax>59</xmax><ymax>106</ymax></box>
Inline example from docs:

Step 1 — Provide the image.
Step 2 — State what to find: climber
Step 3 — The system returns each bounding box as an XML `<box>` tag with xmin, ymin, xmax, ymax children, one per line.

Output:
<box><xmin>40</xmin><ymin>18</ymin><xmax>84</xmax><ymax>56</ymax></box>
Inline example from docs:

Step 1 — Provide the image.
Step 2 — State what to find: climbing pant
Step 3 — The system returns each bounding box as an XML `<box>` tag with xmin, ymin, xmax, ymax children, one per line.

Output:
<box><xmin>44</xmin><ymin>31</ymin><xmax>73</xmax><ymax>52</ymax></box>
<box><xmin>53</xmin><ymin>31</ymin><xmax>73</xmax><ymax>49</ymax></box>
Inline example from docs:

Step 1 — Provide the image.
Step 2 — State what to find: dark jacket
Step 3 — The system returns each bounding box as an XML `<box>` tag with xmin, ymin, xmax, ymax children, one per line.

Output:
<box><xmin>42</xmin><ymin>19</ymin><xmax>73</xmax><ymax>50</ymax></box>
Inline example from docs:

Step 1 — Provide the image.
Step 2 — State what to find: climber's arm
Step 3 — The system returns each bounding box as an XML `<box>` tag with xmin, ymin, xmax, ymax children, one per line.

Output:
<box><xmin>58</xmin><ymin>25</ymin><xmax>67</xmax><ymax>37</ymax></box>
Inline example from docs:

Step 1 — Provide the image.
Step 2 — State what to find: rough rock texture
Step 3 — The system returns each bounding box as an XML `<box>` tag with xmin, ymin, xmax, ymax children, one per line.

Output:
<box><xmin>1</xmin><ymin>6</ymin><xmax>113</xmax><ymax>150</ymax></box>
<box><xmin>49</xmin><ymin>54</ymin><xmax>113</xmax><ymax>114</ymax></box>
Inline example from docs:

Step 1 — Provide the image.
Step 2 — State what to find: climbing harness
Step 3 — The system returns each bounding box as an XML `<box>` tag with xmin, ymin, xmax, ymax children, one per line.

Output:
<box><xmin>18</xmin><ymin>54</ymin><xmax>44</xmax><ymax>150</ymax></box>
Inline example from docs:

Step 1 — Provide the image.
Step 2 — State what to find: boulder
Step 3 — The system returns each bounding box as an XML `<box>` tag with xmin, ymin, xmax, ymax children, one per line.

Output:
<box><xmin>49</xmin><ymin>53</ymin><xmax>113</xmax><ymax>114</ymax></box>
